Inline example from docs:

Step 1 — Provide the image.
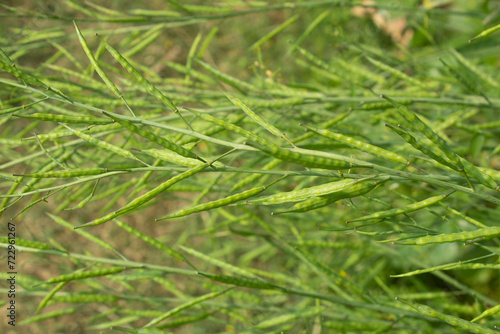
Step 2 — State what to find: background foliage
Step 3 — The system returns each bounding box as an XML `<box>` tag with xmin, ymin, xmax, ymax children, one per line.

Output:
<box><xmin>1</xmin><ymin>1</ymin><xmax>499</xmax><ymax>333</ymax></box>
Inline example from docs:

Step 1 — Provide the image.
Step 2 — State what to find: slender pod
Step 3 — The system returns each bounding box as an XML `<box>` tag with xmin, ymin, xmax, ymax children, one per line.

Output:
<box><xmin>19</xmin><ymin>308</ymin><xmax>78</xmax><ymax>326</ymax></box>
<box><xmin>434</xmin><ymin>109</ymin><xmax>479</xmax><ymax>132</ymax></box>
<box><xmin>460</xmin><ymin>157</ymin><xmax>498</xmax><ymax>190</ymax></box>
<box><xmin>185</xmin><ymin>107</ymin><xmax>270</xmax><ymax>146</ymax></box>
<box><xmin>391</xmin><ymin>256</ymin><xmax>498</xmax><ymax>278</ymax></box>
<box><xmin>139</xmin><ymin>148</ymin><xmax>223</xmax><ymax>168</ymax></box>
<box><xmin>35</xmin><ymin>266</ymin><xmax>125</xmax><ymax>286</ymax></box>
<box><xmin>439</xmin><ymin>203</ymin><xmax>486</xmax><ymax>228</ymax></box>
<box><xmin>366</xmin><ymin>56</ymin><xmax>430</xmax><ymax>89</ymax></box>
<box><xmin>303</xmin><ymin>125</ymin><xmax>407</xmax><ymax>164</ymax></box>
<box><xmin>396</xmin><ymin>298</ymin><xmax>498</xmax><ymax>334</ymax></box>
<box><xmin>179</xmin><ymin>245</ymin><xmax>258</xmax><ymax>278</ymax></box>
<box><xmin>50</xmin><ymin>293</ymin><xmax>118</xmax><ymax>304</ymax></box>
<box><xmin>114</xmin><ymin>219</ymin><xmax>188</xmax><ymax>263</ymax></box>
<box><xmin>36</xmin><ymin>282</ymin><xmax>68</xmax><ymax>314</ymax></box>
<box><xmin>144</xmin><ymin>289</ymin><xmax>231</xmax><ymax>328</ymax></box>
<box><xmin>150</xmin><ymin>313</ymin><xmax>210</xmax><ymax>329</ymax></box>
<box><xmin>48</xmin><ymin>213</ymin><xmax>126</xmax><ymax>260</ymax></box>
<box><xmin>14</xmin><ymin>168</ymin><xmax>112</xmax><ymax>178</ymax></box>
<box><xmin>239</xmin><ymin>96</ymin><xmax>304</xmax><ymax>108</ymax></box>
<box><xmin>102</xmin><ymin>111</ymin><xmax>203</xmax><ymax>161</ymax></box>
<box><xmin>123</xmin><ymin>24</ymin><xmax>163</xmax><ymax>59</ymax></box>
<box><xmin>230</xmin><ymin>158</ymin><xmax>282</xmax><ymax>193</ymax></box>
<box><xmin>198</xmin><ymin>272</ymin><xmax>282</xmax><ymax>290</ymax></box>
<box><xmin>255</xmin><ymin>307</ymin><xmax>326</xmax><ymax>329</ymax></box>
<box><xmin>58</xmin><ymin>123</ymin><xmax>149</xmax><ymax>166</ymax></box>
<box><xmin>73</xmin><ymin>21</ymin><xmax>135</xmax><ymax>116</ymax></box>
<box><xmin>385</xmin><ymin>123</ymin><xmax>460</xmax><ymax>172</ymax></box>
<box><xmin>470</xmin><ymin>23</ymin><xmax>500</xmax><ymax>42</ymax></box>
<box><xmin>226</xmin><ymin>93</ymin><xmax>294</xmax><ymax>145</ymax></box>
<box><xmin>273</xmin><ymin>177</ymin><xmax>384</xmax><ymax>214</ymax></box>
<box><xmin>289</xmin><ymin>10</ymin><xmax>331</xmax><ymax>55</ymax></box>
<box><xmin>195</xmin><ymin>59</ymin><xmax>256</xmax><ymax>93</ymax></box>
<box><xmin>185</xmin><ymin>32</ymin><xmax>202</xmax><ymax>83</ymax></box>
<box><xmin>176</xmin><ymin>113</ymin><xmax>246</xmax><ymax>146</ymax></box>
<box><xmin>0</xmin><ymin>47</ymin><xmax>69</xmax><ymax>101</ymax></box>
<box><xmin>66</xmin><ymin>179</ymin><xmax>100</xmax><ymax>210</ymax></box>
<box><xmin>246</xmin><ymin>178</ymin><xmax>358</xmax><ymax>205</ymax></box>
<box><xmin>272</xmin><ymin>195</ymin><xmax>338</xmax><ymax>215</ymax></box>
<box><xmin>331</xmin><ymin>56</ymin><xmax>386</xmax><ymax>85</ymax></box>
<box><xmin>249</xmin><ymin>15</ymin><xmax>298</xmax><ymax>50</ymax></box>
<box><xmin>0</xmin><ymin>237</ymin><xmax>51</xmax><ymax>250</ymax></box>
<box><xmin>396</xmin><ymin>227</ymin><xmax>500</xmax><ymax>245</ymax></box>
<box><xmin>359</xmin><ymin>100</ymin><xmax>413</xmax><ymax>110</ymax></box>
<box><xmin>247</xmin><ymin>141</ymin><xmax>352</xmax><ymax>170</ymax></box>
<box><xmin>440</xmin><ymin>57</ymin><xmax>490</xmax><ymax>104</ymax></box>
<box><xmin>348</xmin><ymin>193</ymin><xmax>452</xmax><ymax>223</ymax></box>
<box><xmin>76</xmin><ymin>163</ymin><xmax>209</xmax><ymax>228</ymax></box>
<box><xmin>449</xmin><ymin>48</ymin><xmax>500</xmax><ymax>89</ymax></box>
<box><xmin>164</xmin><ymin>60</ymin><xmax>217</xmax><ymax>84</ymax></box>
<box><xmin>323</xmin><ymin>320</ymin><xmax>391</xmax><ymax>332</ymax></box>
<box><xmin>156</xmin><ymin>177</ymin><xmax>283</xmax><ymax>220</ymax></box>
<box><xmin>96</xmin><ymin>34</ymin><xmax>178</xmax><ymax>114</ymax></box>
<box><xmin>13</xmin><ymin>113</ymin><xmax>111</xmax><ymax>125</ymax></box>
<box><xmin>22</xmin><ymin>122</ymin><xmax>122</xmax><ymax>142</ymax></box>
<box><xmin>382</xmin><ymin>95</ymin><xmax>464</xmax><ymax>170</ymax></box>
<box><xmin>471</xmin><ymin>305</ymin><xmax>500</xmax><ymax>323</ymax></box>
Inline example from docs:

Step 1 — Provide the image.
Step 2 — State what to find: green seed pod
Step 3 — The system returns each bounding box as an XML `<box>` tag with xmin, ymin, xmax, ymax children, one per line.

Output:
<box><xmin>470</xmin><ymin>23</ymin><xmax>500</xmax><ymax>42</ymax></box>
<box><xmin>37</xmin><ymin>266</ymin><xmax>125</xmax><ymax>285</ymax></box>
<box><xmin>382</xmin><ymin>95</ymin><xmax>464</xmax><ymax>170</ymax></box>
<box><xmin>97</xmin><ymin>35</ymin><xmax>177</xmax><ymax>113</ymax></box>
<box><xmin>239</xmin><ymin>96</ymin><xmax>304</xmax><ymax>108</ymax></box>
<box><xmin>76</xmin><ymin>163</ymin><xmax>209</xmax><ymax>228</ymax></box>
<box><xmin>114</xmin><ymin>219</ymin><xmax>186</xmax><ymax>262</ymax></box>
<box><xmin>196</xmin><ymin>59</ymin><xmax>256</xmax><ymax>93</ymax></box>
<box><xmin>179</xmin><ymin>245</ymin><xmax>258</xmax><ymax>279</ymax></box>
<box><xmin>460</xmin><ymin>158</ymin><xmax>498</xmax><ymax>190</ymax></box>
<box><xmin>247</xmin><ymin>141</ymin><xmax>351</xmax><ymax>170</ymax></box>
<box><xmin>360</xmin><ymin>101</ymin><xmax>412</xmax><ymax>110</ymax></box>
<box><xmin>229</xmin><ymin>159</ymin><xmax>282</xmax><ymax>193</ymax></box>
<box><xmin>158</xmin><ymin>312</ymin><xmax>211</xmax><ymax>329</ymax></box>
<box><xmin>186</xmin><ymin>107</ymin><xmax>270</xmax><ymax>145</ymax></box>
<box><xmin>385</xmin><ymin>123</ymin><xmax>460</xmax><ymax>172</ymax></box>
<box><xmin>226</xmin><ymin>93</ymin><xmax>283</xmax><ymax>138</ymax></box>
<box><xmin>0</xmin><ymin>47</ymin><xmax>69</xmax><ymax>100</ymax></box>
<box><xmin>246</xmin><ymin>178</ymin><xmax>357</xmax><ymax>205</ymax></box>
<box><xmin>58</xmin><ymin>123</ymin><xmax>148</xmax><ymax>166</ymax></box>
<box><xmin>323</xmin><ymin>320</ymin><xmax>391</xmax><ymax>331</ymax></box>
<box><xmin>36</xmin><ymin>282</ymin><xmax>67</xmax><ymax>313</ymax></box>
<box><xmin>198</xmin><ymin>272</ymin><xmax>281</xmax><ymax>290</ymax></box>
<box><xmin>19</xmin><ymin>308</ymin><xmax>77</xmax><ymax>326</ymax></box>
<box><xmin>144</xmin><ymin>289</ymin><xmax>230</xmax><ymax>328</ymax></box>
<box><xmin>14</xmin><ymin>113</ymin><xmax>111</xmax><ymax>124</ymax></box>
<box><xmin>102</xmin><ymin>111</ymin><xmax>202</xmax><ymax>161</ymax></box>
<box><xmin>304</xmin><ymin>125</ymin><xmax>407</xmax><ymax>164</ymax></box>
<box><xmin>48</xmin><ymin>213</ymin><xmax>126</xmax><ymax>260</ymax></box>
<box><xmin>255</xmin><ymin>306</ymin><xmax>326</xmax><ymax>329</ymax></box>
<box><xmin>396</xmin><ymin>226</ymin><xmax>500</xmax><ymax>245</ymax></box>
<box><xmin>50</xmin><ymin>294</ymin><xmax>118</xmax><ymax>303</ymax></box>
<box><xmin>273</xmin><ymin>177</ymin><xmax>382</xmax><ymax>214</ymax></box>
<box><xmin>396</xmin><ymin>298</ymin><xmax>497</xmax><ymax>334</ymax></box>
<box><xmin>471</xmin><ymin>305</ymin><xmax>500</xmax><ymax>323</ymax></box>
<box><xmin>73</xmin><ymin>22</ymin><xmax>135</xmax><ymax>116</ymax></box>
<box><xmin>140</xmin><ymin>148</ymin><xmax>223</xmax><ymax>168</ymax></box>
<box><xmin>14</xmin><ymin>168</ymin><xmax>111</xmax><ymax>178</ymax></box>
<box><xmin>348</xmin><ymin>193</ymin><xmax>451</xmax><ymax>223</ymax></box>
<box><xmin>156</xmin><ymin>178</ymin><xmax>282</xmax><ymax>220</ymax></box>
<box><xmin>449</xmin><ymin>48</ymin><xmax>500</xmax><ymax>90</ymax></box>
<box><xmin>366</xmin><ymin>56</ymin><xmax>430</xmax><ymax>89</ymax></box>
